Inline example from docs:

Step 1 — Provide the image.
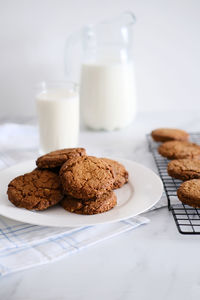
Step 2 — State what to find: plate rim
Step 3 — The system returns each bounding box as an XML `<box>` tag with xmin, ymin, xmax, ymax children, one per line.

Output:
<box><xmin>0</xmin><ymin>158</ymin><xmax>163</xmax><ymax>227</ymax></box>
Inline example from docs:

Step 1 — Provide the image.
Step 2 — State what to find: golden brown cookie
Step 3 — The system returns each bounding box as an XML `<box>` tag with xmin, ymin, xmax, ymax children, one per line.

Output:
<box><xmin>158</xmin><ymin>141</ymin><xmax>200</xmax><ymax>160</ymax></box>
<box><xmin>61</xmin><ymin>191</ymin><xmax>117</xmax><ymax>215</ymax></box>
<box><xmin>177</xmin><ymin>179</ymin><xmax>200</xmax><ymax>208</ymax></box>
<box><xmin>151</xmin><ymin>128</ymin><xmax>189</xmax><ymax>142</ymax></box>
<box><xmin>168</xmin><ymin>159</ymin><xmax>200</xmax><ymax>181</ymax></box>
<box><xmin>59</xmin><ymin>156</ymin><xmax>115</xmax><ymax>199</ymax></box>
<box><xmin>36</xmin><ymin>148</ymin><xmax>86</xmax><ymax>169</ymax></box>
<box><xmin>7</xmin><ymin>169</ymin><xmax>63</xmax><ymax>210</ymax></box>
<box><xmin>101</xmin><ymin>158</ymin><xmax>128</xmax><ymax>189</ymax></box>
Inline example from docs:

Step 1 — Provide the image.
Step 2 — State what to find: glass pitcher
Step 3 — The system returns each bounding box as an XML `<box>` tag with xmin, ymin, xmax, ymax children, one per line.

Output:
<box><xmin>65</xmin><ymin>12</ymin><xmax>137</xmax><ymax>131</ymax></box>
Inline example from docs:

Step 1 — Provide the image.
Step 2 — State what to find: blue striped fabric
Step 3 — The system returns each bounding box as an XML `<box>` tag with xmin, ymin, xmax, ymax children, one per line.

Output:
<box><xmin>0</xmin><ymin>215</ymin><xmax>149</xmax><ymax>276</ymax></box>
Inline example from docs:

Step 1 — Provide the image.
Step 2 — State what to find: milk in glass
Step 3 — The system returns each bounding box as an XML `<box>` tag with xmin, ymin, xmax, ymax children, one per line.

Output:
<box><xmin>36</xmin><ymin>85</ymin><xmax>79</xmax><ymax>154</ymax></box>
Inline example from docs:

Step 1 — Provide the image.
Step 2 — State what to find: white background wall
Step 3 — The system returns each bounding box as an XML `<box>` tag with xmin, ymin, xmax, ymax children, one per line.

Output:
<box><xmin>0</xmin><ymin>0</ymin><xmax>200</xmax><ymax>119</ymax></box>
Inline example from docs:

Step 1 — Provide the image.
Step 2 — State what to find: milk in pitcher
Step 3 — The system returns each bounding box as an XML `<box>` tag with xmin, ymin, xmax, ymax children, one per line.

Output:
<box><xmin>80</xmin><ymin>62</ymin><xmax>137</xmax><ymax>131</ymax></box>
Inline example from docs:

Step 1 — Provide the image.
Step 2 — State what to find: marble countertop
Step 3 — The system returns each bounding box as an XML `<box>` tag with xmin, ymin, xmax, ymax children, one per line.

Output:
<box><xmin>1</xmin><ymin>111</ymin><xmax>200</xmax><ymax>300</ymax></box>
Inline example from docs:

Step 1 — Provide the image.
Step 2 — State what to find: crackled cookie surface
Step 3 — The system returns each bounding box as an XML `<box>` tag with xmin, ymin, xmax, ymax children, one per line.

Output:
<box><xmin>36</xmin><ymin>148</ymin><xmax>86</xmax><ymax>169</ymax></box>
<box><xmin>60</xmin><ymin>156</ymin><xmax>115</xmax><ymax>199</ymax></box>
<box><xmin>158</xmin><ymin>141</ymin><xmax>200</xmax><ymax>160</ymax></box>
<box><xmin>61</xmin><ymin>191</ymin><xmax>117</xmax><ymax>215</ymax></box>
<box><xmin>177</xmin><ymin>179</ymin><xmax>200</xmax><ymax>208</ymax></box>
<box><xmin>168</xmin><ymin>159</ymin><xmax>200</xmax><ymax>181</ymax></box>
<box><xmin>7</xmin><ymin>169</ymin><xmax>63</xmax><ymax>210</ymax></box>
<box><xmin>101</xmin><ymin>158</ymin><xmax>128</xmax><ymax>189</ymax></box>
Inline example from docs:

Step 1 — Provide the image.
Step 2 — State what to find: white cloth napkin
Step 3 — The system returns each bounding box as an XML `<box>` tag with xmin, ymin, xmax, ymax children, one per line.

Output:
<box><xmin>0</xmin><ymin>123</ymin><xmax>150</xmax><ymax>277</ymax></box>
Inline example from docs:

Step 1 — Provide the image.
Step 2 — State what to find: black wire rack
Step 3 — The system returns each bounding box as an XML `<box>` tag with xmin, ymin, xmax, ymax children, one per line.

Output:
<box><xmin>147</xmin><ymin>133</ymin><xmax>200</xmax><ymax>235</ymax></box>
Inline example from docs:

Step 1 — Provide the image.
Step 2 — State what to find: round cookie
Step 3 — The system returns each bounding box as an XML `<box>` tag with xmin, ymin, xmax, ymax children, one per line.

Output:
<box><xmin>101</xmin><ymin>158</ymin><xmax>128</xmax><ymax>189</ymax></box>
<box><xmin>7</xmin><ymin>169</ymin><xmax>63</xmax><ymax>210</ymax></box>
<box><xmin>61</xmin><ymin>191</ymin><xmax>117</xmax><ymax>215</ymax></box>
<box><xmin>36</xmin><ymin>148</ymin><xmax>86</xmax><ymax>169</ymax></box>
<box><xmin>177</xmin><ymin>179</ymin><xmax>200</xmax><ymax>208</ymax></box>
<box><xmin>158</xmin><ymin>141</ymin><xmax>200</xmax><ymax>160</ymax></box>
<box><xmin>168</xmin><ymin>159</ymin><xmax>200</xmax><ymax>181</ymax></box>
<box><xmin>59</xmin><ymin>156</ymin><xmax>115</xmax><ymax>199</ymax></box>
<box><xmin>151</xmin><ymin>128</ymin><xmax>189</xmax><ymax>142</ymax></box>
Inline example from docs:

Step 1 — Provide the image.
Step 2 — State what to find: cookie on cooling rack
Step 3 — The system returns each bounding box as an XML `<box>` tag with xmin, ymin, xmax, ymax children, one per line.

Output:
<box><xmin>151</xmin><ymin>128</ymin><xmax>189</xmax><ymax>142</ymax></box>
<box><xmin>168</xmin><ymin>159</ymin><xmax>200</xmax><ymax>181</ymax></box>
<box><xmin>158</xmin><ymin>141</ymin><xmax>200</xmax><ymax>160</ymax></box>
<box><xmin>177</xmin><ymin>179</ymin><xmax>200</xmax><ymax>208</ymax></box>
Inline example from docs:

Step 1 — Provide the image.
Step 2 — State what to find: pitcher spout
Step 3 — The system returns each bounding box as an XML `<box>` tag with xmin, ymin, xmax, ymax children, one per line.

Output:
<box><xmin>100</xmin><ymin>11</ymin><xmax>136</xmax><ymax>27</ymax></box>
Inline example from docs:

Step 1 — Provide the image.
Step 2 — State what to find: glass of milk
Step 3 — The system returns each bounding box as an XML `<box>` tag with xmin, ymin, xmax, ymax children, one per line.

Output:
<box><xmin>36</xmin><ymin>81</ymin><xmax>79</xmax><ymax>154</ymax></box>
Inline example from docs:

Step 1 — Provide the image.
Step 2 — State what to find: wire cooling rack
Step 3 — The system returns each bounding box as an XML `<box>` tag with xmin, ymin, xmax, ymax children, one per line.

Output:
<box><xmin>147</xmin><ymin>133</ymin><xmax>200</xmax><ymax>234</ymax></box>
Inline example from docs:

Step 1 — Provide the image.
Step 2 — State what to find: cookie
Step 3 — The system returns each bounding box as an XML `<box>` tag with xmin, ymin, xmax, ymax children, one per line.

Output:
<box><xmin>7</xmin><ymin>169</ymin><xmax>63</xmax><ymax>210</ymax></box>
<box><xmin>177</xmin><ymin>179</ymin><xmax>200</xmax><ymax>208</ymax></box>
<box><xmin>59</xmin><ymin>156</ymin><xmax>115</xmax><ymax>199</ymax></box>
<box><xmin>158</xmin><ymin>141</ymin><xmax>200</xmax><ymax>160</ymax></box>
<box><xmin>61</xmin><ymin>191</ymin><xmax>117</xmax><ymax>215</ymax></box>
<box><xmin>36</xmin><ymin>148</ymin><xmax>86</xmax><ymax>169</ymax></box>
<box><xmin>151</xmin><ymin>128</ymin><xmax>189</xmax><ymax>142</ymax></box>
<box><xmin>101</xmin><ymin>158</ymin><xmax>128</xmax><ymax>189</ymax></box>
<box><xmin>168</xmin><ymin>159</ymin><xmax>200</xmax><ymax>181</ymax></box>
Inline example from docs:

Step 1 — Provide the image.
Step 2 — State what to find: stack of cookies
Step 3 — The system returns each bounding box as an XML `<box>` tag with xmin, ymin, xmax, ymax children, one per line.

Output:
<box><xmin>7</xmin><ymin>148</ymin><xmax>128</xmax><ymax>215</ymax></box>
<box><xmin>151</xmin><ymin>128</ymin><xmax>200</xmax><ymax>208</ymax></box>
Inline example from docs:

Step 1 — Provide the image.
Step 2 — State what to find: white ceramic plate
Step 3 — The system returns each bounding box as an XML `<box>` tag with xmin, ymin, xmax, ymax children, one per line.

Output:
<box><xmin>0</xmin><ymin>159</ymin><xmax>163</xmax><ymax>227</ymax></box>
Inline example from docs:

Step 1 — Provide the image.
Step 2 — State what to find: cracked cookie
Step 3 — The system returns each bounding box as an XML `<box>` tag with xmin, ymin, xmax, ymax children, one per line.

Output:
<box><xmin>151</xmin><ymin>128</ymin><xmax>189</xmax><ymax>142</ymax></box>
<box><xmin>158</xmin><ymin>141</ymin><xmax>200</xmax><ymax>160</ymax></box>
<box><xmin>101</xmin><ymin>158</ymin><xmax>128</xmax><ymax>189</ymax></box>
<box><xmin>7</xmin><ymin>168</ymin><xmax>63</xmax><ymax>210</ymax></box>
<box><xmin>61</xmin><ymin>191</ymin><xmax>117</xmax><ymax>215</ymax></box>
<box><xmin>59</xmin><ymin>156</ymin><xmax>115</xmax><ymax>199</ymax></box>
<box><xmin>168</xmin><ymin>159</ymin><xmax>200</xmax><ymax>181</ymax></box>
<box><xmin>36</xmin><ymin>148</ymin><xmax>86</xmax><ymax>169</ymax></box>
<box><xmin>177</xmin><ymin>179</ymin><xmax>200</xmax><ymax>208</ymax></box>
